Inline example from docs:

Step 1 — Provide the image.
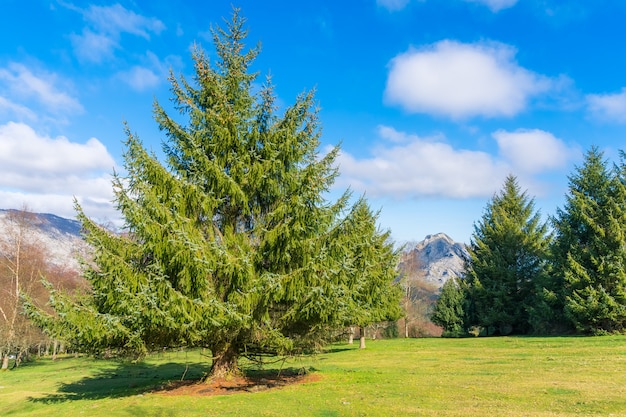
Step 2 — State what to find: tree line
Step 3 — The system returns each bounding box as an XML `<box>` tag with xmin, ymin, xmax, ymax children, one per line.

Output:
<box><xmin>432</xmin><ymin>148</ymin><xmax>626</xmax><ymax>336</ymax></box>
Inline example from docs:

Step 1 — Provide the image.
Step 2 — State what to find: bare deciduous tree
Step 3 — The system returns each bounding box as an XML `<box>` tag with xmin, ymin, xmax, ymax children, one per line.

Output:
<box><xmin>0</xmin><ymin>208</ymin><xmax>44</xmax><ymax>368</ymax></box>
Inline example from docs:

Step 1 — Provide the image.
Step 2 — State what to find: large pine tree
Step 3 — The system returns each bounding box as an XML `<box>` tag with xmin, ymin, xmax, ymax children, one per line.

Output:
<box><xmin>464</xmin><ymin>175</ymin><xmax>550</xmax><ymax>335</ymax></box>
<box><xmin>553</xmin><ymin>147</ymin><xmax>626</xmax><ymax>333</ymax></box>
<box><xmin>27</xmin><ymin>11</ymin><xmax>399</xmax><ymax>379</ymax></box>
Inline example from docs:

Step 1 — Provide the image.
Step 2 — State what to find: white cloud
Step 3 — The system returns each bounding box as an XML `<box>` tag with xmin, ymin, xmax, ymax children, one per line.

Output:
<box><xmin>83</xmin><ymin>3</ymin><xmax>165</xmax><ymax>38</ymax></box>
<box><xmin>0</xmin><ymin>122</ymin><xmax>114</xmax><ymax>176</ymax></box>
<box><xmin>335</xmin><ymin>125</ymin><xmax>576</xmax><ymax>199</ymax></box>
<box><xmin>493</xmin><ymin>129</ymin><xmax>577</xmax><ymax>173</ymax></box>
<box><xmin>0</xmin><ymin>122</ymin><xmax>117</xmax><ymax>222</ymax></box>
<box><xmin>0</xmin><ymin>63</ymin><xmax>83</xmax><ymax>116</ymax></box>
<box><xmin>336</xmin><ymin>126</ymin><xmax>509</xmax><ymax>198</ymax></box>
<box><xmin>70</xmin><ymin>29</ymin><xmax>117</xmax><ymax>64</ymax></box>
<box><xmin>384</xmin><ymin>40</ymin><xmax>552</xmax><ymax>119</ymax></box>
<box><xmin>377</xmin><ymin>125</ymin><xmax>412</xmax><ymax>143</ymax></box>
<box><xmin>66</xmin><ymin>3</ymin><xmax>165</xmax><ymax>63</ymax></box>
<box><xmin>462</xmin><ymin>0</ymin><xmax>518</xmax><ymax>12</ymax></box>
<box><xmin>586</xmin><ymin>88</ymin><xmax>626</xmax><ymax>123</ymax></box>
<box><xmin>0</xmin><ymin>96</ymin><xmax>36</xmax><ymax>120</ymax></box>
<box><xmin>0</xmin><ymin>190</ymin><xmax>115</xmax><ymax>225</ymax></box>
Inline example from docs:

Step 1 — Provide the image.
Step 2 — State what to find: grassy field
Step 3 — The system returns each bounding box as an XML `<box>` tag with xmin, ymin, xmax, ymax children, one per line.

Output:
<box><xmin>1</xmin><ymin>336</ymin><xmax>625</xmax><ymax>416</ymax></box>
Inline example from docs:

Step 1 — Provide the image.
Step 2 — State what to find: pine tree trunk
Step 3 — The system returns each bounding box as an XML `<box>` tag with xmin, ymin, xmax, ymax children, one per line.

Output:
<box><xmin>207</xmin><ymin>342</ymin><xmax>240</xmax><ymax>381</ymax></box>
<box><xmin>359</xmin><ymin>326</ymin><xmax>366</xmax><ymax>349</ymax></box>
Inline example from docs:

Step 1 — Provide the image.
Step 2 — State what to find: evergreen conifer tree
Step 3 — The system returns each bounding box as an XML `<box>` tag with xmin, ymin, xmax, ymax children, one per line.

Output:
<box><xmin>25</xmin><ymin>10</ymin><xmax>400</xmax><ymax>379</ymax></box>
<box><xmin>464</xmin><ymin>175</ymin><xmax>550</xmax><ymax>335</ymax></box>
<box><xmin>338</xmin><ymin>198</ymin><xmax>402</xmax><ymax>348</ymax></box>
<box><xmin>553</xmin><ymin>147</ymin><xmax>626</xmax><ymax>333</ymax></box>
<box><xmin>430</xmin><ymin>277</ymin><xmax>466</xmax><ymax>337</ymax></box>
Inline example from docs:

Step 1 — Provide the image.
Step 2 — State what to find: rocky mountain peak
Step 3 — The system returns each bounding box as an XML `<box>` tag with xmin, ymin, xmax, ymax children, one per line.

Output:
<box><xmin>400</xmin><ymin>233</ymin><xmax>468</xmax><ymax>288</ymax></box>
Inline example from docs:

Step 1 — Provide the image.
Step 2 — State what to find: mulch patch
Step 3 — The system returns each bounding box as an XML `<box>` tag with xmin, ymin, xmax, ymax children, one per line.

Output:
<box><xmin>153</xmin><ymin>370</ymin><xmax>322</xmax><ymax>397</ymax></box>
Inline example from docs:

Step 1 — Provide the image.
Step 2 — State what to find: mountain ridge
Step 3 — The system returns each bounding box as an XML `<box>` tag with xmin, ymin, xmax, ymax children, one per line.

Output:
<box><xmin>0</xmin><ymin>209</ymin><xmax>86</xmax><ymax>272</ymax></box>
<box><xmin>1</xmin><ymin>209</ymin><xmax>468</xmax><ymax>286</ymax></box>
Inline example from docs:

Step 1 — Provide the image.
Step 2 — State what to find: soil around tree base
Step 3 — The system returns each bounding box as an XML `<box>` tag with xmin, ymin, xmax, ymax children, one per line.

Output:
<box><xmin>153</xmin><ymin>371</ymin><xmax>322</xmax><ymax>397</ymax></box>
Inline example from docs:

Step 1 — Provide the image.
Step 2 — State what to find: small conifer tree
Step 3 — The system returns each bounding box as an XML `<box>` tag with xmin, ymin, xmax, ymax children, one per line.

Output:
<box><xmin>430</xmin><ymin>277</ymin><xmax>466</xmax><ymax>337</ymax></box>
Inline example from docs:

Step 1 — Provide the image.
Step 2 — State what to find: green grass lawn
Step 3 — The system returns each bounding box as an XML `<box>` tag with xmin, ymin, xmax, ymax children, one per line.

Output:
<box><xmin>1</xmin><ymin>336</ymin><xmax>625</xmax><ymax>416</ymax></box>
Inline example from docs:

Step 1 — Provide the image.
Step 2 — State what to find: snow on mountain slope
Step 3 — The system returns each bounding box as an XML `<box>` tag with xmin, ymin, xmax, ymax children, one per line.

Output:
<box><xmin>0</xmin><ymin>209</ymin><xmax>87</xmax><ymax>272</ymax></box>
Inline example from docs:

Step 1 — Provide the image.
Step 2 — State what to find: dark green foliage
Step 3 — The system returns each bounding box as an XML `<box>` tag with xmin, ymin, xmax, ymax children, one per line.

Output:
<box><xmin>552</xmin><ymin>147</ymin><xmax>626</xmax><ymax>334</ymax></box>
<box><xmin>337</xmin><ymin>198</ymin><xmax>403</xmax><ymax>328</ymax></box>
<box><xmin>464</xmin><ymin>175</ymin><xmax>551</xmax><ymax>335</ymax></box>
<box><xmin>25</xmin><ymin>10</ymin><xmax>400</xmax><ymax>377</ymax></box>
<box><xmin>430</xmin><ymin>277</ymin><xmax>466</xmax><ymax>337</ymax></box>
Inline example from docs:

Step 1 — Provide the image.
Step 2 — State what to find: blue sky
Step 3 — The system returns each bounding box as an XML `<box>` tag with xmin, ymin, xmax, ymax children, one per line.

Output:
<box><xmin>1</xmin><ymin>0</ymin><xmax>625</xmax><ymax>244</ymax></box>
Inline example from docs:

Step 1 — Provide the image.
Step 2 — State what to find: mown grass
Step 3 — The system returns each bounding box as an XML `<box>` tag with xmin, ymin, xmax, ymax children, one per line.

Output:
<box><xmin>1</xmin><ymin>336</ymin><xmax>625</xmax><ymax>416</ymax></box>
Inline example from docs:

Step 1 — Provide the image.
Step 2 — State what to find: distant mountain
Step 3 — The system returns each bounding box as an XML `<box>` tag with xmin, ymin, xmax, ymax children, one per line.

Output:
<box><xmin>0</xmin><ymin>209</ymin><xmax>469</xmax><ymax>288</ymax></box>
<box><xmin>399</xmin><ymin>233</ymin><xmax>468</xmax><ymax>288</ymax></box>
<box><xmin>0</xmin><ymin>209</ymin><xmax>86</xmax><ymax>272</ymax></box>
<box><xmin>35</xmin><ymin>212</ymin><xmax>82</xmax><ymax>236</ymax></box>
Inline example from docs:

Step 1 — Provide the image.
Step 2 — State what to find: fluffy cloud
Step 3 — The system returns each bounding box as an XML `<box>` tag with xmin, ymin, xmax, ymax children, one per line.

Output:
<box><xmin>66</xmin><ymin>3</ymin><xmax>165</xmax><ymax>63</ymax></box>
<box><xmin>586</xmin><ymin>88</ymin><xmax>626</xmax><ymax>123</ymax></box>
<box><xmin>493</xmin><ymin>129</ymin><xmax>577</xmax><ymax>173</ymax></box>
<box><xmin>384</xmin><ymin>41</ymin><xmax>552</xmax><ymax>119</ymax></box>
<box><xmin>0</xmin><ymin>63</ymin><xmax>83</xmax><ymax>117</ymax></box>
<box><xmin>0</xmin><ymin>122</ymin><xmax>117</xmax><ymax>222</ymax></box>
<box><xmin>335</xmin><ymin>125</ymin><xmax>576</xmax><ymax>199</ymax></box>
<box><xmin>336</xmin><ymin>126</ymin><xmax>508</xmax><ymax>198</ymax></box>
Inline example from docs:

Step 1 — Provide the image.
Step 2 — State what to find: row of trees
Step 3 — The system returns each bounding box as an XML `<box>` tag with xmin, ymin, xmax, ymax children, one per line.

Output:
<box><xmin>25</xmin><ymin>10</ymin><xmax>401</xmax><ymax>380</ymax></box>
<box><xmin>432</xmin><ymin>148</ymin><xmax>626</xmax><ymax>336</ymax></box>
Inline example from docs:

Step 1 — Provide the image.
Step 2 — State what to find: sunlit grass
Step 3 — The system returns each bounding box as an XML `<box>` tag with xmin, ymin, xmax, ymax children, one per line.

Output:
<box><xmin>1</xmin><ymin>336</ymin><xmax>625</xmax><ymax>416</ymax></box>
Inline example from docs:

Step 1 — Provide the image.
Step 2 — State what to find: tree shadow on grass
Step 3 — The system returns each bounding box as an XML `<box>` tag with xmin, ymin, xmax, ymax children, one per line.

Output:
<box><xmin>29</xmin><ymin>360</ymin><xmax>208</xmax><ymax>403</ymax></box>
<box><xmin>28</xmin><ymin>360</ymin><xmax>320</xmax><ymax>402</ymax></box>
<box><xmin>323</xmin><ymin>346</ymin><xmax>355</xmax><ymax>354</ymax></box>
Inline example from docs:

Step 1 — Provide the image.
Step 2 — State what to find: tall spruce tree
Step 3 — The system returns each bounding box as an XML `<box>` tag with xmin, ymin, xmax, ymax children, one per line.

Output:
<box><xmin>26</xmin><ymin>10</ymin><xmax>399</xmax><ymax>379</ymax></box>
<box><xmin>338</xmin><ymin>198</ymin><xmax>402</xmax><ymax>348</ymax></box>
<box><xmin>333</xmin><ymin>198</ymin><xmax>402</xmax><ymax>334</ymax></box>
<box><xmin>553</xmin><ymin>147</ymin><xmax>626</xmax><ymax>333</ymax></box>
<box><xmin>464</xmin><ymin>175</ymin><xmax>550</xmax><ymax>335</ymax></box>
